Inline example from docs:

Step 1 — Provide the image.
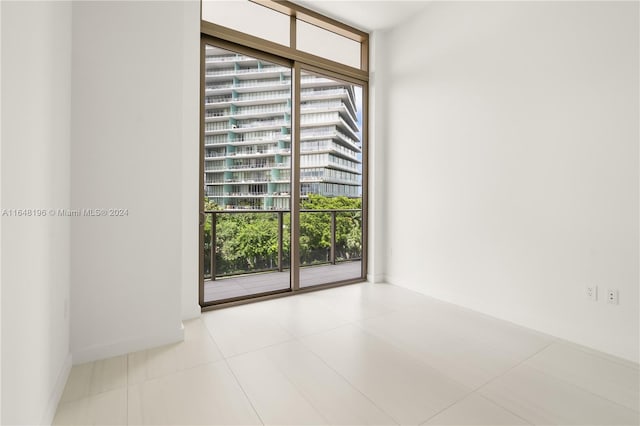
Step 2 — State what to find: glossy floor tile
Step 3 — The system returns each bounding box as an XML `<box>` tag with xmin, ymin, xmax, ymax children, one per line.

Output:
<box><xmin>228</xmin><ymin>340</ymin><xmax>396</xmax><ymax>425</ymax></box>
<box><xmin>226</xmin><ymin>349</ymin><xmax>328</xmax><ymax>425</ymax></box>
<box><xmin>358</xmin><ymin>303</ymin><xmax>553</xmax><ymax>389</ymax></box>
<box><xmin>202</xmin><ymin>302</ymin><xmax>295</xmax><ymax>357</ymax></box>
<box><xmin>301</xmin><ymin>324</ymin><xmax>470</xmax><ymax>424</ymax></box>
<box><xmin>59</xmin><ymin>355</ymin><xmax>127</xmax><ymax>403</ymax></box>
<box><xmin>128</xmin><ymin>318</ymin><xmax>224</xmax><ymax>386</ymax></box>
<box><xmin>479</xmin><ymin>364</ymin><xmax>640</xmax><ymax>425</ymax></box>
<box><xmin>128</xmin><ymin>361</ymin><xmax>261</xmax><ymax>425</ymax></box>
<box><xmin>423</xmin><ymin>393</ymin><xmax>530</xmax><ymax>425</ymax></box>
<box><xmin>524</xmin><ymin>342</ymin><xmax>640</xmax><ymax>412</ymax></box>
<box><xmin>54</xmin><ymin>388</ymin><xmax>127</xmax><ymax>426</ymax></box>
<box><xmin>297</xmin><ymin>283</ymin><xmax>398</xmax><ymax>321</ymax></box>
<box><xmin>248</xmin><ymin>294</ymin><xmax>352</xmax><ymax>338</ymax></box>
<box><xmin>54</xmin><ymin>282</ymin><xmax>640</xmax><ymax>426</ymax></box>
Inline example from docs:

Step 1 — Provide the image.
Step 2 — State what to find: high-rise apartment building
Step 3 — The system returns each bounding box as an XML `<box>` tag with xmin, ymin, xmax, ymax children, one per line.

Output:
<box><xmin>204</xmin><ymin>45</ymin><xmax>362</xmax><ymax>210</ymax></box>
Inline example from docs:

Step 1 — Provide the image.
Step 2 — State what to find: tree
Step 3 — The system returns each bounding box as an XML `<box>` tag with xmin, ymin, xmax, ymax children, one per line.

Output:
<box><xmin>300</xmin><ymin>194</ymin><xmax>362</xmax><ymax>264</ymax></box>
<box><xmin>204</xmin><ymin>194</ymin><xmax>361</xmax><ymax>277</ymax></box>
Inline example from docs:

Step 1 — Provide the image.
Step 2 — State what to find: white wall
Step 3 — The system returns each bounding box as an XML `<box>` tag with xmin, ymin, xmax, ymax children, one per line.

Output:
<box><xmin>1</xmin><ymin>3</ymin><xmax>4</xmax><ymax>420</ymax></box>
<box><xmin>382</xmin><ymin>1</ymin><xmax>639</xmax><ymax>362</ymax></box>
<box><xmin>1</xmin><ymin>2</ymin><xmax>73</xmax><ymax>424</ymax></box>
<box><xmin>181</xmin><ymin>0</ymin><xmax>202</xmax><ymax>320</ymax></box>
<box><xmin>367</xmin><ymin>31</ymin><xmax>389</xmax><ymax>283</ymax></box>
<box><xmin>70</xmin><ymin>1</ymin><xmax>195</xmax><ymax>363</ymax></box>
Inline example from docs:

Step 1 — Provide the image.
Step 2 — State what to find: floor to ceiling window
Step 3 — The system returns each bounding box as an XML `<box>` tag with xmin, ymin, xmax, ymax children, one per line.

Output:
<box><xmin>200</xmin><ymin>0</ymin><xmax>369</xmax><ymax>308</ymax></box>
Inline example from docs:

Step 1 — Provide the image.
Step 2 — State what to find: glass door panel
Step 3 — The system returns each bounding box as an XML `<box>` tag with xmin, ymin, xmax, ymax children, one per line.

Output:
<box><xmin>203</xmin><ymin>44</ymin><xmax>292</xmax><ymax>303</ymax></box>
<box><xmin>298</xmin><ymin>70</ymin><xmax>364</xmax><ymax>288</ymax></box>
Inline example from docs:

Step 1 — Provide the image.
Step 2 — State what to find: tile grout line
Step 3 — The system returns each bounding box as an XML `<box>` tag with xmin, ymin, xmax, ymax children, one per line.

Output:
<box><xmin>473</xmin><ymin>340</ymin><xmax>640</xmax><ymax>417</ymax></box>
<box><xmin>202</xmin><ymin>306</ymin><xmax>298</xmax><ymax>358</ymax></box>
<box><xmin>128</xmin><ymin>357</ymin><xmax>223</xmax><ymax>389</ymax></box>
<box><xmin>417</xmin><ymin>392</ymin><xmax>534</xmax><ymax>426</ymax></box>
<box><xmin>126</xmin><ymin>353</ymin><xmax>129</xmax><ymax>426</ymax></box>
<box><xmin>283</xmin><ymin>319</ymin><xmax>356</xmax><ymax>340</ymax></box>
<box><xmin>294</xmin><ymin>324</ymin><xmax>402</xmax><ymax>425</ymax></box>
<box><xmin>553</xmin><ymin>339</ymin><xmax>640</xmax><ymax>371</ymax></box>
<box><xmin>203</xmin><ymin>314</ymin><xmax>268</xmax><ymax>425</ymax></box>
<box><xmin>221</xmin><ymin>335</ymin><xmax>299</xmax><ymax>360</ymax></box>
<box><xmin>210</xmin><ymin>311</ymin><xmax>357</xmax><ymax>424</ymax></box>
<box><xmin>351</xmin><ymin>319</ymin><xmax>477</xmax><ymax>390</ymax></box>
<box><xmin>344</xmin><ymin>321</ymin><xmax>486</xmax><ymax>425</ymax></box>
<box><xmin>204</xmin><ymin>300</ymin><xmax>355</xmax><ymax>424</ymax></box>
<box><xmin>413</xmin><ymin>337</ymin><xmax>557</xmax><ymax>425</ymax></box>
<box><xmin>256</xmin><ymin>337</ymin><xmax>334</xmax><ymax>425</ymax></box>
<box><xmin>276</xmin><ymin>294</ymin><xmax>455</xmax><ymax>425</ymax></box>
<box><xmin>221</xmin><ymin>355</ymin><xmax>267</xmax><ymax>426</ymax></box>
<box><xmin>522</xmin><ymin>356</ymin><xmax>640</xmax><ymax>414</ymax></box>
<box><xmin>476</xmin><ymin>394</ymin><xmax>536</xmax><ymax>426</ymax></box>
<box><xmin>447</xmin><ymin>340</ymin><xmax>558</xmax><ymax>425</ymax></box>
<box><xmin>122</xmin><ymin>320</ymin><xmax>229</xmax><ymax>424</ymax></box>
<box><xmin>211</xmin><ymin>301</ymin><xmax>403</xmax><ymax>425</ymax></box>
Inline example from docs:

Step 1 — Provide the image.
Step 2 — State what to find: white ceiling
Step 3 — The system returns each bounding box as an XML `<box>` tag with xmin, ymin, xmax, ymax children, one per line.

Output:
<box><xmin>293</xmin><ymin>1</ymin><xmax>430</xmax><ymax>32</ymax></box>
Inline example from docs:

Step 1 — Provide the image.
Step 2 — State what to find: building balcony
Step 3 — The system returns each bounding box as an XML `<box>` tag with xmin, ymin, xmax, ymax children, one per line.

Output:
<box><xmin>205</xmin><ymin>65</ymin><xmax>289</xmax><ymax>78</ymax></box>
<box><xmin>229</xmin><ymin>150</ymin><xmax>276</xmax><ymax>157</ymax></box>
<box><xmin>205</xmin><ymin>79</ymin><xmax>291</xmax><ymax>93</ymax></box>
<box><xmin>203</xmin><ymin>209</ymin><xmax>363</xmax><ymax>303</ymax></box>
<box><xmin>301</xmin><ymin>102</ymin><xmax>359</xmax><ymax>130</ymax></box>
<box><xmin>227</xmin><ymin>137</ymin><xmax>290</xmax><ymax>147</ymax></box>
<box><xmin>236</xmin><ymin>92</ymin><xmax>291</xmax><ymax>103</ymax></box>
<box><xmin>205</xmin><ymin>54</ymin><xmax>254</xmax><ymax>63</ymax></box>
<box><xmin>205</xmin><ymin>122</ymin><xmax>289</xmax><ymax>135</ymax></box>
<box><xmin>301</xmin><ymin>142</ymin><xmax>360</xmax><ymax>161</ymax></box>
<box><xmin>226</xmin><ymin>192</ymin><xmax>269</xmax><ymax>197</ymax></box>
<box><xmin>301</xmin><ymin>87</ymin><xmax>357</xmax><ymax>111</ymax></box>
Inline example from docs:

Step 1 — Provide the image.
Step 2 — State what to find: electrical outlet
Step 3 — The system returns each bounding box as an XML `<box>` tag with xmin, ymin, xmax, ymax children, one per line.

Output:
<box><xmin>607</xmin><ymin>289</ymin><xmax>619</xmax><ymax>305</ymax></box>
<box><xmin>586</xmin><ymin>286</ymin><xmax>597</xmax><ymax>301</ymax></box>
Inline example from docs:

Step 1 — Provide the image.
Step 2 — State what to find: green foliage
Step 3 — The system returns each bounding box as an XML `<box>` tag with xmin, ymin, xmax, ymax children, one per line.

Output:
<box><xmin>301</xmin><ymin>193</ymin><xmax>362</xmax><ymax>210</ymax></box>
<box><xmin>204</xmin><ymin>195</ymin><xmax>361</xmax><ymax>278</ymax></box>
<box><xmin>300</xmin><ymin>194</ymin><xmax>362</xmax><ymax>263</ymax></box>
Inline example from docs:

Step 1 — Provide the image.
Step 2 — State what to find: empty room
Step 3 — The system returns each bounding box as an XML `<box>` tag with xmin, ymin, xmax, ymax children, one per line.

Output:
<box><xmin>1</xmin><ymin>0</ymin><xmax>638</xmax><ymax>425</ymax></box>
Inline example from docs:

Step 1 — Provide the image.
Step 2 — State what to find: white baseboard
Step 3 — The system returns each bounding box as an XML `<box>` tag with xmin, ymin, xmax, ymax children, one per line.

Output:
<box><xmin>367</xmin><ymin>273</ymin><xmax>386</xmax><ymax>283</ymax></box>
<box><xmin>385</xmin><ymin>275</ymin><xmax>419</xmax><ymax>291</ymax></box>
<box><xmin>384</xmin><ymin>274</ymin><xmax>398</xmax><ymax>286</ymax></box>
<box><xmin>41</xmin><ymin>352</ymin><xmax>72</xmax><ymax>426</ymax></box>
<box><xmin>72</xmin><ymin>324</ymin><xmax>184</xmax><ymax>365</ymax></box>
<box><xmin>182</xmin><ymin>303</ymin><xmax>201</xmax><ymax>321</ymax></box>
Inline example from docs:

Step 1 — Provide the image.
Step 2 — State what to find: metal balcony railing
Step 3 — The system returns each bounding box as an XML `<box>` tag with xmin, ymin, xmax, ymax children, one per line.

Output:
<box><xmin>203</xmin><ymin>209</ymin><xmax>362</xmax><ymax>280</ymax></box>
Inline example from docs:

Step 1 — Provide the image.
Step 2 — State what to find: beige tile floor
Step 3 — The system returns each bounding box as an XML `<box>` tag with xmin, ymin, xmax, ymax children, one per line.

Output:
<box><xmin>54</xmin><ymin>283</ymin><xmax>640</xmax><ymax>425</ymax></box>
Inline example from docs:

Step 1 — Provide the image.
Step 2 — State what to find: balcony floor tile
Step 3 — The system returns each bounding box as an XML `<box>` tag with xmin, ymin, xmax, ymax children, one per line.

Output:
<box><xmin>204</xmin><ymin>261</ymin><xmax>362</xmax><ymax>303</ymax></box>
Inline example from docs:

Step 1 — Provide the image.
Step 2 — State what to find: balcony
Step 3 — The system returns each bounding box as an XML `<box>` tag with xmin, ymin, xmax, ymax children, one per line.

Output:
<box><xmin>205</xmin><ymin>66</ymin><xmax>289</xmax><ymax>77</ymax></box>
<box><xmin>203</xmin><ymin>209</ymin><xmax>363</xmax><ymax>303</ymax></box>
<box><xmin>206</xmin><ymin>80</ymin><xmax>291</xmax><ymax>94</ymax></box>
<box><xmin>205</xmin><ymin>54</ymin><xmax>250</xmax><ymax>63</ymax></box>
<box><xmin>301</xmin><ymin>141</ymin><xmax>359</xmax><ymax>161</ymax></box>
<box><xmin>228</xmin><ymin>162</ymin><xmax>277</xmax><ymax>170</ymax></box>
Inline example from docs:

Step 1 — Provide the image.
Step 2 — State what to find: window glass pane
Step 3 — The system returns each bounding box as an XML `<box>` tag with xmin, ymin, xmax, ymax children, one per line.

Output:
<box><xmin>299</xmin><ymin>71</ymin><xmax>363</xmax><ymax>288</ymax></box>
<box><xmin>203</xmin><ymin>44</ymin><xmax>292</xmax><ymax>303</ymax></box>
<box><xmin>296</xmin><ymin>20</ymin><xmax>361</xmax><ymax>69</ymax></box>
<box><xmin>202</xmin><ymin>0</ymin><xmax>290</xmax><ymax>47</ymax></box>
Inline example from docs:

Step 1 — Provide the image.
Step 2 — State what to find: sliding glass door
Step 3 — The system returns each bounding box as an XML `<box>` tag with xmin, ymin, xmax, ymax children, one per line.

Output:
<box><xmin>199</xmin><ymin>4</ymin><xmax>369</xmax><ymax>307</ymax></box>
<box><xmin>202</xmin><ymin>44</ymin><xmax>292</xmax><ymax>303</ymax></box>
<box><xmin>298</xmin><ymin>70</ymin><xmax>364</xmax><ymax>288</ymax></box>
